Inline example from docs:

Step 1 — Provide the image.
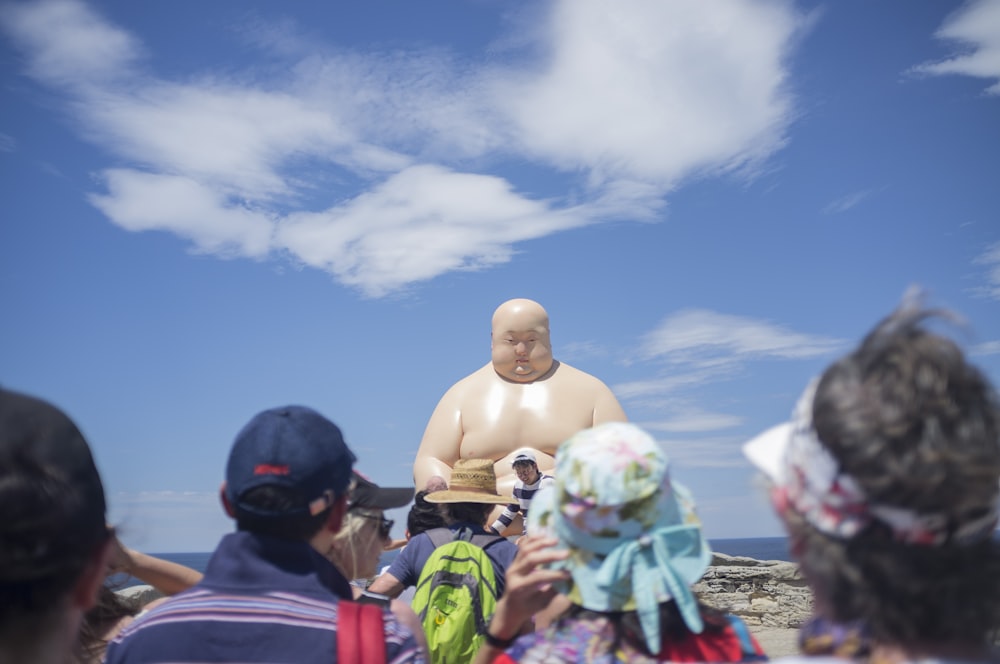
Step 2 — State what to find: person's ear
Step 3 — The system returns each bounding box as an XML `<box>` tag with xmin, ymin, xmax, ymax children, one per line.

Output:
<box><xmin>220</xmin><ymin>481</ymin><xmax>236</xmax><ymax>518</ymax></box>
<box><xmin>325</xmin><ymin>494</ymin><xmax>349</xmax><ymax>533</ymax></box>
<box><xmin>71</xmin><ymin>534</ymin><xmax>114</xmax><ymax>611</ymax></box>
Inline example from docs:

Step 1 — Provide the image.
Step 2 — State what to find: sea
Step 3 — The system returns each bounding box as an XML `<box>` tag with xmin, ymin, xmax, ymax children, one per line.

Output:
<box><xmin>114</xmin><ymin>537</ymin><xmax>791</xmax><ymax>589</ymax></box>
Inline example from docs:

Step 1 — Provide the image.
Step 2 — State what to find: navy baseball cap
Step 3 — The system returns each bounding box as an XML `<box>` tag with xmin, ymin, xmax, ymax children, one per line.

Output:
<box><xmin>225</xmin><ymin>405</ymin><xmax>357</xmax><ymax>518</ymax></box>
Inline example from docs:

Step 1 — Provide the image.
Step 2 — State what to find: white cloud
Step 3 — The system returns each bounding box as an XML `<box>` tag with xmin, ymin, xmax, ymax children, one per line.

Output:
<box><xmin>654</xmin><ymin>435</ymin><xmax>750</xmax><ymax>469</ymax></box>
<box><xmin>492</xmin><ymin>0</ymin><xmax>799</xmax><ymax>185</ymax></box>
<box><xmin>276</xmin><ymin>165</ymin><xmax>591</xmax><ymax>296</ymax></box>
<box><xmin>0</xmin><ymin>0</ymin><xmax>141</xmax><ymax>89</ymax></box>
<box><xmin>89</xmin><ymin>170</ymin><xmax>274</xmax><ymax>257</ymax></box>
<box><xmin>642</xmin><ymin>408</ymin><xmax>743</xmax><ymax>433</ymax></box>
<box><xmin>971</xmin><ymin>339</ymin><xmax>1000</xmax><ymax>356</ymax></box>
<box><xmin>614</xmin><ymin>366</ymin><xmax>736</xmax><ymax>400</ymax></box>
<box><xmin>1</xmin><ymin>0</ymin><xmax>805</xmax><ymax>296</ymax></box>
<box><xmin>0</xmin><ymin>133</ymin><xmax>15</xmax><ymax>152</ymax></box>
<box><xmin>821</xmin><ymin>187</ymin><xmax>880</xmax><ymax>215</ymax></box>
<box><xmin>611</xmin><ymin>310</ymin><xmax>844</xmax><ymax>413</ymax></box>
<box><xmin>972</xmin><ymin>241</ymin><xmax>1000</xmax><ymax>300</ymax></box>
<box><xmin>640</xmin><ymin>309</ymin><xmax>844</xmax><ymax>365</ymax></box>
<box><xmin>911</xmin><ymin>0</ymin><xmax>1000</xmax><ymax>95</ymax></box>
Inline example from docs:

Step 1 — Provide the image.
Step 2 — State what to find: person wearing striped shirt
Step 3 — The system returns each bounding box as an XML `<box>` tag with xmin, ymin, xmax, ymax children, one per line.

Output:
<box><xmin>105</xmin><ymin>405</ymin><xmax>425</xmax><ymax>664</ymax></box>
<box><xmin>489</xmin><ymin>451</ymin><xmax>554</xmax><ymax>537</ymax></box>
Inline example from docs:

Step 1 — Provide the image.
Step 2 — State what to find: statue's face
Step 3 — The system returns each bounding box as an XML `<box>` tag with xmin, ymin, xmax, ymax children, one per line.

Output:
<box><xmin>491</xmin><ymin>304</ymin><xmax>553</xmax><ymax>383</ymax></box>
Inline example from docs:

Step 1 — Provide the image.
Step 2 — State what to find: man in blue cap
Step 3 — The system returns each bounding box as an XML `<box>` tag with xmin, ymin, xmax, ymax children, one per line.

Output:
<box><xmin>106</xmin><ymin>405</ymin><xmax>425</xmax><ymax>663</ymax></box>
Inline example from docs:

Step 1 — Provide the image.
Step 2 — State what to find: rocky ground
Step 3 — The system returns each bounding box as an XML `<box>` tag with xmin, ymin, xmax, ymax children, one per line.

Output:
<box><xmin>750</xmin><ymin>626</ymin><xmax>800</xmax><ymax>658</ymax></box>
<box><xmin>695</xmin><ymin>551</ymin><xmax>811</xmax><ymax>658</ymax></box>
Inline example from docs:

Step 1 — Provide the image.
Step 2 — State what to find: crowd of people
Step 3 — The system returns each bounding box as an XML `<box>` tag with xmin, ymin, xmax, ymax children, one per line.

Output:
<box><xmin>2</xmin><ymin>299</ymin><xmax>999</xmax><ymax>663</ymax></box>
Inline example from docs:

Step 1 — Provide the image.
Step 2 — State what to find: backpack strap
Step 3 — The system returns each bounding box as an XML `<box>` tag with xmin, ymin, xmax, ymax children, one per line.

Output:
<box><xmin>725</xmin><ymin>614</ymin><xmax>766</xmax><ymax>662</ymax></box>
<box><xmin>469</xmin><ymin>533</ymin><xmax>504</xmax><ymax>549</ymax></box>
<box><xmin>426</xmin><ymin>527</ymin><xmax>456</xmax><ymax>549</ymax></box>
<box><xmin>337</xmin><ymin>600</ymin><xmax>386</xmax><ymax>664</ymax></box>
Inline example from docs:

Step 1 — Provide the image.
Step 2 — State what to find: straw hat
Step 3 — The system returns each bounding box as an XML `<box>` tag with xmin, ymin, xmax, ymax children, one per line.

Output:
<box><xmin>423</xmin><ymin>458</ymin><xmax>510</xmax><ymax>505</ymax></box>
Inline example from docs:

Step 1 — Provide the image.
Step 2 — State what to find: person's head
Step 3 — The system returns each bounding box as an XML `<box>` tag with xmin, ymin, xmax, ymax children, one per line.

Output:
<box><xmin>0</xmin><ymin>388</ymin><xmax>113</xmax><ymax>660</ymax></box>
<box><xmin>511</xmin><ymin>450</ymin><xmax>540</xmax><ymax>484</ymax></box>
<box><xmin>533</xmin><ymin>422</ymin><xmax>713</xmax><ymax>655</ymax></box>
<box><xmin>424</xmin><ymin>458</ymin><xmax>510</xmax><ymax>526</ymax></box>
<box><xmin>744</xmin><ymin>302</ymin><xmax>1000</xmax><ymax>648</ymax></box>
<box><xmin>490</xmin><ymin>298</ymin><xmax>554</xmax><ymax>383</ymax></box>
<box><xmin>326</xmin><ymin>471</ymin><xmax>412</xmax><ymax>579</ymax></box>
<box><xmin>223</xmin><ymin>405</ymin><xmax>357</xmax><ymax>542</ymax></box>
<box><xmin>406</xmin><ymin>490</ymin><xmax>447</xmax><ymax>537</ymax></box>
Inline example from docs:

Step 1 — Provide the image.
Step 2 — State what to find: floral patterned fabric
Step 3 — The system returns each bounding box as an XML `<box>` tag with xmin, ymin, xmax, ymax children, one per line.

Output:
<box><xmin>493</xmin><ymin>611</ymin><xmax>766</xmax><ymax>664</ymax></box>
<box><xmin>531</xmin><ymin>422</ymin><xmax>713</xmax><ymax>653</ymax></box>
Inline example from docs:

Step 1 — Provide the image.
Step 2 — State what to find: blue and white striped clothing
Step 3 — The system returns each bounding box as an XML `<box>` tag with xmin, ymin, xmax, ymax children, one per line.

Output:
<box><xmin>491</xmin><ymin>473</ymin><xmax>554</xmax><ymax>535</ymax></box>
<box><xmin>105</xmin><ymin>531</ymin><xmax>424</xmax><ymax>663</ymax></box>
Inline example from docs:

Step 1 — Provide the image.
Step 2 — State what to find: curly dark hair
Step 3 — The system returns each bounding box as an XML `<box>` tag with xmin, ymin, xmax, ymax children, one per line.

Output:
<box><xmin>406</xmin><ymin>490</ymin><xmax>446</xmax><ymax>536</ymax></box>
<box><xmin>796</xmin><ymin>304</ymin><xmax>1000</xmax><ymax>646</ymax></box>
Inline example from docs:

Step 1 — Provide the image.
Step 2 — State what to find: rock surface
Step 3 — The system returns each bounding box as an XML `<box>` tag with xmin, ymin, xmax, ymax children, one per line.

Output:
<box><xmin>694</xmin><ymin>552</ymin><xmax>813</xmax><ymax>629</ymax></box>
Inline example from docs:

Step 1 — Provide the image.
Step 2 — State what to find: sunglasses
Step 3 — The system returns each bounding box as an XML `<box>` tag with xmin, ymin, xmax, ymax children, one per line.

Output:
<box><xmin>354</xmin><ymin>511</ymin><xmax>394</xmax><ymax>539</ymax></box>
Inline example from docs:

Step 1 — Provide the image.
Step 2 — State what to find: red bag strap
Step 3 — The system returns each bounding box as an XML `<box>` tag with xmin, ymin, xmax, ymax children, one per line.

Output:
<box><xmin>337</xmin><ymin>599</ymin><xmax>386</xmax><ymax>664</ymax></box>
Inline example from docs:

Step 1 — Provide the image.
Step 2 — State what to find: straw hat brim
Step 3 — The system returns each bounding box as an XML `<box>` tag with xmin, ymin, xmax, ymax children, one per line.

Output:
<box><xmin>423</xmin><ymin>489</ymin><xmax>510</xmax><ymax>505</ymax></box>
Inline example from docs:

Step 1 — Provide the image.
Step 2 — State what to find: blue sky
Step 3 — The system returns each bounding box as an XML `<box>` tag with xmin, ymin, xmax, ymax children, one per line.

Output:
<box><xmin>2</xmin><ymin>0</ymin><xmax>999</xmax><ymax>553</ymax></box>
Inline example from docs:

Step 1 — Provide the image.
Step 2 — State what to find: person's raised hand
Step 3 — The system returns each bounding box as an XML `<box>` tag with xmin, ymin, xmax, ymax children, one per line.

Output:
<box><xmin>486</xmin><ymin>536</ymin><xmax>570</xmax><ymax>642</ymax></box>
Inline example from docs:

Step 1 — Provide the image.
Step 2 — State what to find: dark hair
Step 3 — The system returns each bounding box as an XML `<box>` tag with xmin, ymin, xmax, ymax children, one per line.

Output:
<box><xmin>562</xmin><ymin>600</ymin><xmax>728</xmax><ymax>657</ymax></box>
<box><xmin>407</xmin><ymin>490</ymin><xmax>446</xmax><ymax>536</ymax></box>
<box><xmin>234</xmin><ymin>485</ymin><xmax>331</xmax><ymax>540</ymax></box>
<box><xmin>443</xmin><ymin>502</ymin><xmax>494</xmax><ymax>527</ymax></box>
<box><xmin>0</xmin><ymin>390</ymin><xmax>109</xmax><ymax>632</ymax></box>
<box><xmin>77</xmin><ymin>585</ymin><xmax>139</xmax><ymax>663</ymax></box>
<box><xmin>797</xmin><ymin>304</ymin><xmax>1000</xmax><ymax>645</ymax></box>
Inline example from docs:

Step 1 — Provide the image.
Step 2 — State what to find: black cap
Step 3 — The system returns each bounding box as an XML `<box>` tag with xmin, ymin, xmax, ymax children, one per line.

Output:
<box><xmin>349</xmin><ymin>471</ymin><xmax>414</xmax><ymax>510</ymax></box>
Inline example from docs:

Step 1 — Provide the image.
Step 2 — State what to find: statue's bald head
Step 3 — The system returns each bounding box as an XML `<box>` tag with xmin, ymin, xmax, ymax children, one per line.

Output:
<box><xmin>491</xmin><ymin>299</ymin><xmax>553</xmax><ymax>383</ymax></box>
<box><xmin>492</xmin><ymin>298</ymin><xmax>548</xmax><ymax>327</ymax></box>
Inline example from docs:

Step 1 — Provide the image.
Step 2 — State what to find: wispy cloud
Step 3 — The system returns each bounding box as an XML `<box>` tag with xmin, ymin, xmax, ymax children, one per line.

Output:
<box><xmin>641</xmin><ymin>407</ymin><xmax>743</xmax><ymax>433</ymax></box>
<box><xmin>0</xmin><ymin>0</ymin><xmax>805</xmax><ymax>297</ymax></box>
<box><xmin>821</xmin><ymin>187</ymin><xmax>880</xmax><ymax>215</ymax></box>
<box><xmin>910</xmin><ymin>0</ymin><xmax>1000</xmax><ymax>95</ymax></box>
<box><xmin>0</xmin><ymin>133</ymin><xmax>15</xmax><ymax>152</ymax></box>
<box><xmin>971</xmin><ymin>339</ymin><xmax>1000</xmax><ymax>356</ymax></box>
<box><xmin>972</xmin><ymin>241</ymin><xmax>1000</xmax><ymax>300</ymax></box>
<box><xmin>613</xmin><ymin>309</ymin><xmax>845</xmax><ymax>424</ymax></box>
<box><xmin>639</xmin><ymin>309</ymin><xmax>844</xmax><ymax>366</ymax></box>
<box><xmin>652</xmin><ymin>435</ymin><xmax>750</xmax><ymax>469</ymax></box>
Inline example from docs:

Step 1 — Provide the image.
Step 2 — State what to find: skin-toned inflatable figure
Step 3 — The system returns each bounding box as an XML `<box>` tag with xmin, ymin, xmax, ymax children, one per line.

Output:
<box><xmin>413</xmin><ymin>298</ymin><xmax>627</xmax><ymax>531</ymax></box>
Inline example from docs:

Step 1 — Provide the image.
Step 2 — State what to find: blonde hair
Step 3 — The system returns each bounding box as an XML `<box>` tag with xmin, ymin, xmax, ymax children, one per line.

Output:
<box><xmin>328</xmin><ymin>510</ymin><xmax>383</xmax><ymax>580</ymax></box>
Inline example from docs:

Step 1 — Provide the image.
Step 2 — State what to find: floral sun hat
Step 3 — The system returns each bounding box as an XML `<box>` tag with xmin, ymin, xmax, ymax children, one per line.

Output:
<box><xmin>532</xmin><ymin>422</ymin><xmax>713</xmax><ymax>654</ymax></box>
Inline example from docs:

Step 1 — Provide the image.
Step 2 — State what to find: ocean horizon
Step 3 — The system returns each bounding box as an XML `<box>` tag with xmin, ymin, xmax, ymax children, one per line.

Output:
<box><xmin>112</xmin><ymin>536</ymin><xmax>791</xmax><ymax>588</ymax></box>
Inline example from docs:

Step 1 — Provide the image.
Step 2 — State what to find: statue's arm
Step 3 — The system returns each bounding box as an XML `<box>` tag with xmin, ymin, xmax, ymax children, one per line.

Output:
<box><xmin>592</xmin><ymin>383</ymin><xmax>627</xmax><ymax>424</ymax></box>
<box><xmin>413</xmin><ymin>388</ymin><xmax>464</xmax><ymax>489</ymax></box>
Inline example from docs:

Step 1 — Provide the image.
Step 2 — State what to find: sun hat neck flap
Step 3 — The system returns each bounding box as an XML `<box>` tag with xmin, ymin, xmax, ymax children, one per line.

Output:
<box><xmin>532</xmin><ymin>422</ymin><xmax>713</xmax><ymax>654</ymax></box>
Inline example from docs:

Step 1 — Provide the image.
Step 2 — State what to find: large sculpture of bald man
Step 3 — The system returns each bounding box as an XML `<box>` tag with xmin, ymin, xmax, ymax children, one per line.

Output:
<box><xmin>413</xmin><ymin>298</ymin><xmax>627</xmax><ymax>532</ymax></box>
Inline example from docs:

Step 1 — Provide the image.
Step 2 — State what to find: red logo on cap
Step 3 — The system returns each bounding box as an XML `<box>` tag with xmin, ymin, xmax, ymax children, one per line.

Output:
<box><xmin>254</xmin><ymin>464</ymin><xmax>290</xmax><ymax>476</ymax></box>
